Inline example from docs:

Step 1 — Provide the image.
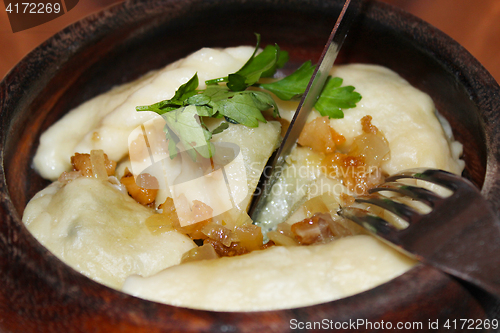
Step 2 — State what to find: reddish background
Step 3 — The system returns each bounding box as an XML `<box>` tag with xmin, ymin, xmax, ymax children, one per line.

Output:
<box><xmin>0</xmin><ymin>0</ymin><xmax>499</xmax><ymax>82</ymax></box>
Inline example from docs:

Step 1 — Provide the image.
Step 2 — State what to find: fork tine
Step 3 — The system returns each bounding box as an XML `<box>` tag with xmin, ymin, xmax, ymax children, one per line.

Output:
<box><xmin>369</xmin><ymin>182</ymin><xmax>443</xmax><ymax>207</ymax></box>
<box><xmin>355</xmin><ymin>193</ymin><xmax>421</xmax><ymax>223</ymax></box>
<box><xmin>338</xmin><ymin>206</ymin><xmax>401</xmax><ymax>244</ymax></box>
<box><xmin>385</xmin><ymin>168</ymin><xmax>460</xmax><ymax>191</ymax></box>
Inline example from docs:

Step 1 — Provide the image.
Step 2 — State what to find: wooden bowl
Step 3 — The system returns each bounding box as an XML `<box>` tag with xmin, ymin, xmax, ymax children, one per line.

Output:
<box><xmin>1</xmin><ymin>0</ymin><xmax>499</xmax><ymax>331</ymax></box>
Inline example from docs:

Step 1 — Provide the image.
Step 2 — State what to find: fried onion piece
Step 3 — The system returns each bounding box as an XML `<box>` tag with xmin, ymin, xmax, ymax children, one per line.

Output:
<box><xmin>298</xmin><ymin>116</ymin><xmax>345</xmax><ymax>154</ymax></box>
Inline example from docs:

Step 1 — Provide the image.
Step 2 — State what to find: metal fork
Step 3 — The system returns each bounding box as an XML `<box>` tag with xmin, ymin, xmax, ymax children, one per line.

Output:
<box><xmin>338</xmin><ymin>168</ymin><xmax>500</xmax><ymax>298</ymax></box>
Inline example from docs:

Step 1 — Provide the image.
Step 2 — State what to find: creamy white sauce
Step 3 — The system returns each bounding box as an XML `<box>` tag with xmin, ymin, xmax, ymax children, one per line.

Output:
<box><xmin>24</xmin><ymin>46</ymin><xmax>464</xmax><ymax>311</ymax></box>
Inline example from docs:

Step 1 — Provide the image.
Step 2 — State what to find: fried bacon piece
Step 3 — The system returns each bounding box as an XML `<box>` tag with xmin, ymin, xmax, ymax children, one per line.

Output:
<box><xmin>291</xmin><ymin>213</ymin><xmax>353</xmax><ymax>245</ymax></box>
<box><xmin>120</xmin><ymin>170</ymin><xmax>159</xmax><ymax>207</ymax></box>
<box><xmin>151</xmin><ymin>197</ymin><xmax>355</xmax><ymax>262</ymax></box>
<box><xmin>349</xmin><ymin>115</ymin><xmax>390</xmax><ymax>167</ymax></box>
<box><xmin>71</xmin><ymin>151</ymin><xmax>116</xmax><ymax>178</ymax></box>
<box><xmin>361</xmin><ymin>115</ymin><xmax>378</xmax><ymax>135</ymax></box>
<box><xmin>291</xmin><ymin>213</ymin><xmax>334</xmax><ymax>245</ymax></box>
<box><xmin>321</xmin><ymin>116</ymin><xmax>388</xmax><ymax>194</ymax></box>
<box><xmin>267</xmin><ymin>213</ymin><xmax>354</xmax><ymax>246</ymax></box>
<box><xmin>150</xmin><ymin>198</ymin><xmax>271</xmax><ymax>258</ymax></box>
<box><xmin>203</xmin><ymin>238</ymin><xmax>250</xmax><ymax>257</ymax></box>
<box><xmin>201</xmin><ymin>224</ymin><xmax>267</xmax><ymax>257</ymax></box>
<box><xmin>322</xmin><ymin>152</ymin><xmax>375</xmax><ymax>194</ymax></box>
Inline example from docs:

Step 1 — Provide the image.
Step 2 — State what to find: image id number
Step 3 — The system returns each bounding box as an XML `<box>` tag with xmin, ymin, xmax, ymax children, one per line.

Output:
<box><xmin>444</xmin><ymin>319</ymin><xmax>499</xmax><ymax>330</ymax></box>
<box><xmin>6</xmin><ymin>2</ymin><xmax>61</xmax><ymax>14</ymax></box>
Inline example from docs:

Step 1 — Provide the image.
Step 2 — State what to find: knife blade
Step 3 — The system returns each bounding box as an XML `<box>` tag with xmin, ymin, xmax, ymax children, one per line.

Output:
<box><xmin>249</xmin><ymin>0</ymin><xmax>362</xmax><ymax>220</ymax></box>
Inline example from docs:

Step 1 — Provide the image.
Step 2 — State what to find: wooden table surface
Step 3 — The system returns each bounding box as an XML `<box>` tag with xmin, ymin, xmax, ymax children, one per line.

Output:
<box><xmin>1</xmin><ymin>0</ymin><xmax>499</xmax><ymax>82</ymax></box>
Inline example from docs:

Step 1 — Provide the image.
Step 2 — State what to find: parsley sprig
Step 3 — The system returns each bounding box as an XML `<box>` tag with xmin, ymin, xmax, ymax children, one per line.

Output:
<box><xmin>136</xmin><ymin>35</ymin><xmax>361</xmax><ymax>160</ymax></box>
<box><xmin>259</xmin><ymin>61</ymin><xmax>362</xmax><ymax>118</ymax></box>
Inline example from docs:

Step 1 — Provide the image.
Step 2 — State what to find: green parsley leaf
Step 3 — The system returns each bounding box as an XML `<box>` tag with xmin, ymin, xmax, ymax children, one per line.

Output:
<box><xmin>315</xmin><ymin>77</ymin><xmax>362</xmax><ymax>119</ymax></box>
<box><xmin>187</xmin><ymin>92</ymin><xmax>211</xmax><ymax>106</ymax></box>
<box><xmin>169</xmin><ymin>72</ymin><xmax>199</xmax><ymax>104</ymax></box>
<box><xmin>187</xmin><ymin>85</ymin><xmax>276</xmax><ymax>127</ymax></box>
<box><xmin>194</xmin><ymin>105</ymin><xmax>214</xmax><ymax>117</ymax></box>
<box><xmin>136</xmin><ymin>74</ymin><xmax>199</xmax><ymax>114</ymax></box>
<box><xmin>205</xmin><ymin>33</ymin><xmax>262</xmax><ymax>86</ymax></box>
<box><xmin>227</xmin><ymin>44</ymin><xmax>280</xmax><ymax>91</ymax></box>
<box><xmin>212</xmin><ymin>122</ymin><xmax>229</xmax><ymax>135</ymax></box>
<box><xmin>213</xmin><ymin>92</ymin><xmax>267</xmax><ymax>127</ymax></box>
<box><xmin>251</xmin><ymin>90</ymin><xmax>280</xmax><ymax>118</ymax></box>
<box><xmin>162</xmin><ymin>105</ymin><xmax>214</xmax><ymax>160</ymax></box>
<box><xmin>164</xmin><ymin>128</ymin><xmax>179</xmax><ymax>159</ymax></box>
<box><xmin>206</xmin><ymin>34</ymin><xmax>285</xmax><ymax>91</ymax></box>
<box><xmin>197</xmin><ymin>84</ymin><xmax>236</xmax><ymax>101</ymax></box>
<box><xmin>259</xmin><ymin>62</ymin><xmax>362</xmax><ymax>118</ymax></box>
<box><xmin>258</xmin><ymin>61</ymin><xmax>315</xmax><ymax>100</ymax></box>
<box><xmin>261</xmin><ymin>49</ymin><xmax>289</xmax><ymax>78</ymax></box>
<box><xmin>227</xmin><ymin>73</ymin><xmax>247</xmax><ymax>92</ymax></box>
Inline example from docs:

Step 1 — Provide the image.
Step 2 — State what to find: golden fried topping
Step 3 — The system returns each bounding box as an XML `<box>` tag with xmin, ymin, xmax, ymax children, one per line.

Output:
<box><xmin>298</xmin><ymin>116</ymin><xmax>346</xmax><ymax>154</ymax></box>
<box><xmin>120</xmin><ymin>170</ymin><xmax>158</xmax><ymax>207</ymax></box>
<box><xmin>71</xmin><ymin>151</ymin><xmax>116</xmax><ymax>178</ymax></box>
